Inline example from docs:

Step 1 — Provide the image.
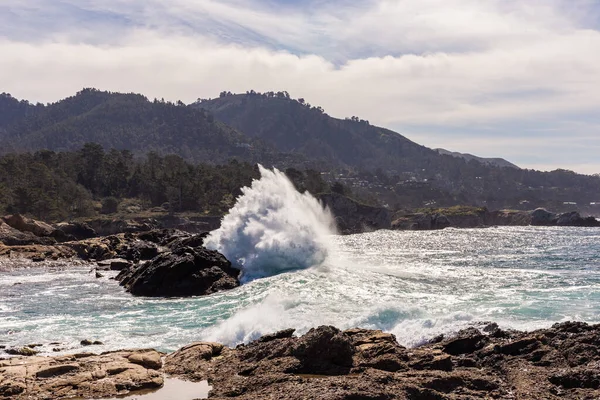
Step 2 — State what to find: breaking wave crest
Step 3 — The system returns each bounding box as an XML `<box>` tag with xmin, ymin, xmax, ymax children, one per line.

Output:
<box><xmin>204</xmin><ymin>165</ymin><xmax>336</xmax><ymax>282</ymax></box>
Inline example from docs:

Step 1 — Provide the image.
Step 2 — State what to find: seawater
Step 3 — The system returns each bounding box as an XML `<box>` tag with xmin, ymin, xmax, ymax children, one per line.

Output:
<box><xmin>1</xmin><ymin>167</ymin><xmax>600</xmax><ymax>355</ymax></box>
<box><xmin>1</xmin><ymin>227</ymin><xmax>600</xmax><ymax>355</ymax></box>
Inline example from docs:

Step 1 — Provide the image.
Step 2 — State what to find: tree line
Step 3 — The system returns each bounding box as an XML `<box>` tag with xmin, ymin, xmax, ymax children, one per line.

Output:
<box><xmin>0</xmin><ymin>144</ymin><xmax>344</xmax><ymax>222</ymax></box>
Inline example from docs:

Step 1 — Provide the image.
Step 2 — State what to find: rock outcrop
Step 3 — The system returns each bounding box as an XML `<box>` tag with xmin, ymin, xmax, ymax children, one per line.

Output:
<box><xmin>556</xmin><ymin>211</ymin><xmax>600</xmax><ymax>227</ymax></box>
<box><xmin>0</xmin><ymin>350</ymin><xmax>163</xmax><ymax>399</ymax></box>
<box><xmin>319</xmin><ymin>193</ymin><xmax>391</xmax><ymax>234</ymax></box>
<box><xmin>53</xmin><ymin>222</ymin><xmax>97</xmax><ymax>241</ymax></box>
<box><xmin>2</xmin><ymin>214</ymin><xmax>55</xmax><ymax>238</ymax></box>
<box><xmin>116</xmin><ymin>239</ymin><xmax>240</xmax><ymax>297</ymax></box>
<box><xmin>4</xmin><ymin>322</ymin><xmax>600</xmax><ymax>399</ymax></box>
<box><xmin>162</xmin><ymin>322</ymin><xmax>600</xmax><ymax>400</ymax></box>
<box><xmin>392</xmin><ymin>207</ymin><xmax>600</xmax><ymax>231</ymax></box>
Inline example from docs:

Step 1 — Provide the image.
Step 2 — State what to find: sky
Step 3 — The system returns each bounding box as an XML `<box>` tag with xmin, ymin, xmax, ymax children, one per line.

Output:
<box><xmin>1</xmin><ymin>0</ymin><xmax>600</xmax><ymax>174</ymax></box>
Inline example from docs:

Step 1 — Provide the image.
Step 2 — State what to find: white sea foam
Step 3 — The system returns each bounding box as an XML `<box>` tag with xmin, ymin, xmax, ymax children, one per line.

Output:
<box><xmin>205</xmin><ymin>165</ymin><xmax>336</xmax><ymax>282</ymax></box>
<box><xmin>3</xmin><ymin>227</ymin><xmax>600</xmax><ymax>355</ymax></box>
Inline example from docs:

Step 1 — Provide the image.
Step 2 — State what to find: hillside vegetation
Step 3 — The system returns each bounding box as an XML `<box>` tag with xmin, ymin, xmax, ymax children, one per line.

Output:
<box><xmin>1</xmin><ymin>89</ymin><xmax>600</xmax><ymax>214</ymax></box>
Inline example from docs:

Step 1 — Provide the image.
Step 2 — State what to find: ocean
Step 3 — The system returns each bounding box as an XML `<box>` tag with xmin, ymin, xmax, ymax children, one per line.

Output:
<box><xmin>1</xmin><ymin>168</ymin><xmax>600</xmax><ymax>356</ymax></box>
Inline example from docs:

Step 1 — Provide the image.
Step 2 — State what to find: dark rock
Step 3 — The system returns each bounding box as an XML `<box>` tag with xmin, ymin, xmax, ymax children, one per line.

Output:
<box><xmin>97</xmin><ymin>258</ymin><xmax>132</xmax><ymax>271</ymax></box>
<box><xmin>530</xmin><ymin>208</ymin><xmax>557</xmax><ymax>226</ymax></box>
<box><xmin>319</xmin><ymin>193</ymin><xmax>391</xmax><ymax>234</ymax></box>
<box><xmin>549</xmin><ymin>368</ymin><xmax>600</xmax><ymax>389</ymax></box>
<box><xmin>432</xmin><ymin>214</ymin><xmax>450</xmax><ymax>229</ymax></box>
<box><xmin>557</xmin><ymin>211</ymin><xmax>600</xmax><ymax>227</ymax></box>
<box><xmin>67</xmin><ymin>239</ymin><xmax>116</xmax><ymax>261</ymax></box>
<box><xmin>159</xmin><ymin>322</ymin><xmax>600</xmax><ymax>400</ymax></box>
<box><xmin>442</xmin><ymin>328</ymin><xmax>487</xmax><ymax>355</ymax></box>
<box><xmin>5</xmin><ymin>347</ymin><xmax>38</xmax><ymax>356</ymax></box>
<box><xmin>36</xmin><ymin>364</ymin><xmax>79</xmax><ymax>378</ymax></box>
<box><xmin>498</xmin><ymin>337</ymin><xmax>540</xmax><ymax>356</ymax></box>
<box><xmin>86</xmin><ymin>218</ymin><xmax>157</xmax><ymax>236</ymax></box>
<box><xmin>122</xmin><ymin>241</ymin><xmax>159</xmax><ymax>262</ymax></box>
<box><xmin>257</xmin><ymin>329</ymin><xmax>296</xmax><ymax>343</ymax></box>
<box><xmin>53</xmin><ymin>222</ymin><xmax>97</xmax><ymax>240</ymax></box>
<box><xmin>116</xmin><ymin>246</ymin><xmax>240</xmax><ymax>297</ymax></box>
<box><xmin>409</xmin><ymin>354</ymin><xmax>453</xmax><ymax>372</ymax></box>
<box><xmin>290</xmin><ymin>326</ymin><xmax>355</xmax><ymax>373</ymax></box>
<box><xmin>166</xmin><ymin>233</ymin><xmax>209</xmax><ymax>250</ymax></box>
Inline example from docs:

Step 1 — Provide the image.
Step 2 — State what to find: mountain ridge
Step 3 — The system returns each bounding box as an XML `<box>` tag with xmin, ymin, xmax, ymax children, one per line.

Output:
<box><xmin>435</xmin><ymin>148</ymin><xmax>520</xmax><ymax>169</ymax></box>
<box><xmin>2</xmin><ymin>88</ymin><xmax>600</xmax><ymax>213</ymax></box>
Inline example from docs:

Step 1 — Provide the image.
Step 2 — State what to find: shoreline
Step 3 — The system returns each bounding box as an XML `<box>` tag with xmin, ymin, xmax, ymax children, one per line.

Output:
<box><xmin>2</xmin><ymin>322</ymin><xmax>600</xmax><ymax>399</ymax></box>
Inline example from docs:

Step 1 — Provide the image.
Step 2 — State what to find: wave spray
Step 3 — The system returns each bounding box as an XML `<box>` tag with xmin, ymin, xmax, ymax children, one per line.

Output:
<box><xmin>204</xmin><ymin>165</ymin><xmax>336</xmax><ymax>282</ymax></box>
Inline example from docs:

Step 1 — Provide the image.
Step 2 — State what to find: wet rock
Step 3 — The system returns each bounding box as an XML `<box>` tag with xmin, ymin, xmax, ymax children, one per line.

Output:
<box><xmin>80</xmin><ymin>339</ymin><xmax>102</xmax><ymax>346</ymax></box>
<box><xmin>116</xmin><ymin>246</ymin><xmax>240</xmax><ymax>297</ymax></box>
<box><xmin>5</xmin><ymin>347</ymin><xmax>38</xmax><ymax>356</ymax></box>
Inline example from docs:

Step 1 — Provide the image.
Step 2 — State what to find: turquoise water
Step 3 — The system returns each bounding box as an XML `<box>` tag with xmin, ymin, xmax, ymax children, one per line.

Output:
<box><xmin>1</xmin><ymin>226</ymin><xmax>599</xmax><ymax>355</ymax></box>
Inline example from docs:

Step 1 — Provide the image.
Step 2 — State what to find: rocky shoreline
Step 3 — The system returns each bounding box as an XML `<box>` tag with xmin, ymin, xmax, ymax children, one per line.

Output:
<box><xmin>391</xmin><ymin>207</ymin><xmax>600</xmax><ymax>231</ymax></box>
<box><xmin>2</xmin><ymin>322</ymin><xmax>600</xmax><ymax>399</ymax></box>
<box><xmin>1</xmin><ymin>206</ymin><xmax>599</xmax><ymax>264</ymax></box>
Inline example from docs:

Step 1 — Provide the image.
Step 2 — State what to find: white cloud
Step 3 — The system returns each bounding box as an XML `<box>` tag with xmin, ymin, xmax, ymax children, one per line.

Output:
<box><xmin>1</xmin><ymin>0</ymin><xmax>600</xmax><ymax>173</ymax></box>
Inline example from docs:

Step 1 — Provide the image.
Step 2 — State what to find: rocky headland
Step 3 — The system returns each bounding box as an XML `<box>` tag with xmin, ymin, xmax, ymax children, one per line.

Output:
<box><xmin>3</xmin><ymin>322</ymin><xmax>600</xmax><ymax>399</ymax></box>
<box><xmin>391</xmin><ymin>206</ymin><xmax>600</xmax><ymax>231</ymax></box>
<box><xmin>1</xmin><ymin>204</ymin><xmax>599</xmax><ymax>263</ymax></box>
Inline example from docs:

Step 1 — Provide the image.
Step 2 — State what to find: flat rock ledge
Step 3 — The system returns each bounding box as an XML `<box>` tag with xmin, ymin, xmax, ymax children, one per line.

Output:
<box><xmin>0</xmin><ymin>349</ymin><xmax>163</xmax><ymax>399</ymax></box>
<box><xmin>3</xmin><ymin>322</ymin><xmax>600</xmax><ymax>399</ymax></box>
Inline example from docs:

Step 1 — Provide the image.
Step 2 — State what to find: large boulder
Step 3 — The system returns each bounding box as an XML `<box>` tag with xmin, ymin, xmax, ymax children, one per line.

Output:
<box><xmin>530</xmin><ymin>208</ymin><xmax>557</xmax><ymax>226</ymax></box>
<box><xmin>0</xmin><ymin>220</ymin><xmax>56</xmax><ymax>246</ymax></box>
<box><xmin>116</xmin><ymin>246</ymin><xmax>240</xmax><ymax>297</ymax></box>
<box><xmin>2</xmin><ymin>214</ymin><xmax>55</xmax><ymax>237</ymax></box>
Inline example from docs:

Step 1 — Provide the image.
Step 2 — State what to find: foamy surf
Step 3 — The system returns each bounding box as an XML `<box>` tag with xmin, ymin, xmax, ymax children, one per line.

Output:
<box><xmin>204</xmin><ymin>165</ymin><xmax>336</xmax><ymax>282</ymax></box>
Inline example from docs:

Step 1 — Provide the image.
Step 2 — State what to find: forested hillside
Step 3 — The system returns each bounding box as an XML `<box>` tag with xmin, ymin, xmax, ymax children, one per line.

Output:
<box><xmin>0</xmin><ymin>146</ymin><xmax>347</xmax><ymax>222</ymax></box>
<box><xmin>198</xmin><ymin>92</ymin><xmax>600</xmax><ymax>212</ymax></box>
<box><xmin>2</xmin><ymin>89</ymin><xmax>600</xmax><ymax>214</ymax></box>
<box><xmin>0</xmin><ymin>146</ymin><xmax>259</xmax><ymax>221</ymax></box>
<box><xmin>197</xmin><ymin>91</ymin><xmax>438</xmax><ymax>172</ymax></box>
<box><xmin>0</xmin><ymin>89</ymin><xmax>264</xmax><ymax>163</ymax></box>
